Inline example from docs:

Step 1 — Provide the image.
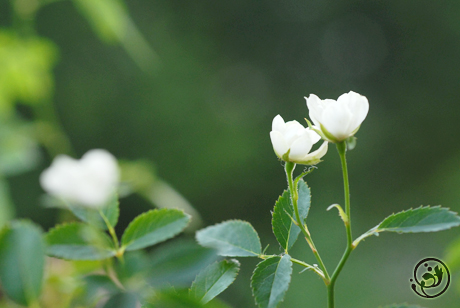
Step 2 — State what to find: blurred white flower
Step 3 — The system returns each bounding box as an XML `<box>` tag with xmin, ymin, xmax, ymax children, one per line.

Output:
<box><xmin>270</xmin><ymin>114</ymin><xmax>328</xmax><ymax>165</ymax></box>
<box><xmin>40</xmin><ymin>149</ymin><xmax>119</xmax><ymax>208</ymax></box>
<box><xmin>305</xmin><ymin>91</ymin><xmax>369</xmax><ymax>142</ymax></box>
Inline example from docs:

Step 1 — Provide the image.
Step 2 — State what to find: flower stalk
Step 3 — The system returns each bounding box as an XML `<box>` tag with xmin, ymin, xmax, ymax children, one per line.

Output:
<box><xmin>327</xmin><ymin>141</ymin><xmax>354</xmax><ymax>308</ymax></box>
<box><xmin>284</xmin><ymin>162</ymin><xmax>331</xmax><ymax>284</ymax></box>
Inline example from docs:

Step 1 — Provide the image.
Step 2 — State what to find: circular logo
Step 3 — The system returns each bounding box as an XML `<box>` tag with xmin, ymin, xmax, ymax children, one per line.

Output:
<box><xmin>410</xmin><ymin>257</ymin><xmax>450</xmax><ymax>298</ymax></box>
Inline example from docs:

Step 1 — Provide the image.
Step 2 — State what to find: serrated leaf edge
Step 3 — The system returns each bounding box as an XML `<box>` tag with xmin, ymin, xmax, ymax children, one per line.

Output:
<box><xmin>196</xmin><ymin>219</ymin><xmax>262</xmax><ymax>257</ymax></box>
<box><xmin>250</xmin><ymin>255</ymin><xmax>293</xmax><ymax>308</ymax></box>
<box><xmin>190</xmin><ymin>258</ymin><xmax>240</xmax><ymax>304</ymax></box>
<box><xmin>121</xmin><ymin>208</ymin><xmax>191</xmax><ymax>249</ymax></box>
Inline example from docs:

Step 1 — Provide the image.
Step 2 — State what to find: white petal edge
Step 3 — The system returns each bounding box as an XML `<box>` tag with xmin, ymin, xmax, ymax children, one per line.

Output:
<box><xmin>270</xmin><ymin>131</ymin><xmax>289</xmax><ymax>158</ymax></box>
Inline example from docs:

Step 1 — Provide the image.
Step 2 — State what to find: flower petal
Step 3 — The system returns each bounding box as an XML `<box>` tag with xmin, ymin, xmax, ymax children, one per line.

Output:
<box><xmin>321</xmin><ymin>101</ymin><xmax>353</xmax><ymax>141</ymax></box>
<box><xmin>305</xmin><ymin>94</ymin><xmax>322</xmax><ymax>128</ymax></box>
<box><xmin>270</xmin><ymin>131</ymin><xmax>289</xmax><ymax>158</ymax></box>
<box><xmin>301</xmin><ymin>141</ymin><xmax>328</xmax><ymax>165</ymax></box>
<box><xmin>340</xmin><ymin>91</ymin><xmax>369</xmax><ymax>133</ymax></box>
<box><xmin>289</xmin><ymin>135</ymin><xmax>313</xmax><ymax>161</ymax></box>
<box><xmin>272</xmin><ymin>114</ymin><xmax>286</xmax><ymax>132</ymax></box>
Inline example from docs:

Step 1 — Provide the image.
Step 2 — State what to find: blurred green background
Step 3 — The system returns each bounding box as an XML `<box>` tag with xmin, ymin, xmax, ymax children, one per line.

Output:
<box><xmin>1</xmin><ymin>0</ymin><xmax>460</xmax><ymax>307</ymax></box>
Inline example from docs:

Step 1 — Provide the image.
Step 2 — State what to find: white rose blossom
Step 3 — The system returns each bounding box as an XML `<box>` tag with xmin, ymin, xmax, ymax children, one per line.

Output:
<box><xmin>270</xmin><ymin>114</ymin><xmax>328</xmax><ymax>165</ymax></box>
<box><xmin>40</xmin><ymin>149</ymin><xmax>119</xmax><ymax>208</ymax></box>
<box><xmin>305</xmin><ymin>91</ymin><xmax>369</xmax><ymax>143</ymax></box>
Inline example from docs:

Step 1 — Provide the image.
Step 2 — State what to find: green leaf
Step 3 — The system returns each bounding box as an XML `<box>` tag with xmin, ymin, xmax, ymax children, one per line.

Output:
<box><xmin>196</xmin><ymin>220</ymin><xmax>262</xmax><ymax>257</ymax></box>
<box><xmin>66</xmin><ymin>193</ymin><xmax>119</xmax><ymax>230</ymax></box>
<box><xmin>354</xmin><ymin>206</ymin><xmax>460</xmax><ymax>247</ymax></box>
<box><xmin>379</xmin><ymin>304</ymin><xmax>427</xmax><ymax>308</ymax></box>
<box><xmin>0</xmin><ymin>177</ymin><xmax>15</xmax><ymax>228</ymax></box>
<box><xmin>251</xmin><ymin>255</ymin><xmax>293</xmax><ymax>308</ymax></box>
<box><xmin>103</xmin><ymin>292</ymin><xmax>140</xmax><ymax>308</ymax></box>
<box><xmin>147</xmin><ymin>239</ymin><xmax>218</xmax><ymax>287</ymax></box>
<box><xmin>272</xmin><ymin>180</ymin><xmax>310</xmax><ymax>252</ymax></box>
<box><xmin>0</xmin><ymin>220</ymin><xmax>45</xmax><ymax>306</ymax></box>
<box><xmin>121</xmin><ymin>208</ymin><xmax>190</xmax><ymax>251</ymax></box>
<box><xmin>45</xmin><ymin>222</ymin><xmax>116</xmax><ymax>260</ymax></box>
<box><xmin>445</xmin><ymin>236</ymin><xmax>460</xmax><ymax>271</ymax></box>
<box><xmin>190</xmin><ymin>259</ymin><xmax>239</xmax><ymax>304</ymax></box>
<box><xmin>145</xmin><ymin>289</ymin><xmax>204</xmax><ymax>308</ymax></box>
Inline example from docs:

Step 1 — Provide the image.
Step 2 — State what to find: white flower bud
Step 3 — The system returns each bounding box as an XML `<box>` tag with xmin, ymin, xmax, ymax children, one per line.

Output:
<box><xmin>270</xmin><ymin>114</ymin><xmax>328</xmax><ymax>165</ymax></box>
<box><xmin>305</xmin><ymin>91</ymin><xmax>369</xmax><ymax>142</ymax></box>
<box><xmin>40</xmin><ymin>149</ymin><xmax>119</xmax><ymax>208</ymax></box>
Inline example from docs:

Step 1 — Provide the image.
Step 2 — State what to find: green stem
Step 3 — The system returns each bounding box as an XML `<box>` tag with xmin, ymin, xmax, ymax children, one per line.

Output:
<box><xmin>98</xmin><ymin>209</ymin><xmax>119</xmax><ymax>251</ymax></box>
<box><xmin>284</xmin><ymin>162</ymin><xmax>330</xmax><ymax>283</ymax></box>
<box><xmin>327</xmin><ymin>142</ymin><xmax>354</xmax><ymax>308</ymax></box>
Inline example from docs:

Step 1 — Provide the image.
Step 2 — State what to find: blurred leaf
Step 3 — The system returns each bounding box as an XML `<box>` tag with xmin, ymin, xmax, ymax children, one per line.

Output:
<box><xmin>379</xmin><ymin>305</ymin><xmax>427</xmax><ymax>308</ymax></box>
<box><xmin>190</xmin><ymin>259</ymin><xmax>239</xmax><ymax>304</ymax></box>
<box><xmin>0</xmin><ymin>220</ymin><xmax>45</xmax><ymax>306</ymax></box>
<box><xmin>147</xmin><ymin>239</ymin><xmax>218</xmax><ymax>287</ymax></box>
<box><xmin>196</xmin><ymin>220</ymin><xmax>262</xmax><ymax>257</ymax></box>
<box><xmin>145</xmin><ymin>289</ymin><xmax>203</xmax><ymax>308</ymax></box>
<box><xmin>0</xmin><ymin>119</ymin><xmax>40</xmax><ymax>176</ymax></box>
<box><xmin>121</xmin><ymin>209</ymin><xmax>190</xmax><ymax>251</ymax></box>
<box><xmin>251</xmin><ymin>255</ymin><xmax>292</xmax><ymax>308</ymax></box>
<box><xmin>0</xmin><ymin>31</ymin><xmax>57</xmax><ymax>110</ymax></box>
<box><xmin>0</xmin><ymin>178</ymin><xmax>15</xmax><ymax>228</ymax></box>
<box><xmin>354</xmin><ymin>206</ymin><xmax>460</xmax><ymax>246</ymax></box>
<box><xmin>115</xmin><ymin>250</ymin><xmax>150</xmax><ymax>282</ymax></box>
<box><xmin>72</xmin><ymin>0</ymin><xmax>156</xmax><ymax>69</ymax></box>
<box><xmin>272</xmin><ymin>180</ymin><xmax>310</xmax><ymax>252</ymax></box>
<box><xmin>72</xmin><ymin>0</ymin><xmax>128</xmax><ymax>42</ymax></box>
<box><xmin>103</xmin><ymin>292</ymin><xmax>140</xmax><ymax>308</ymax></box>
<box><xmin>66</xmin><ymin>194</ymin><xmax>119</xmax><ymax>230</ymax></box>
<box><xmin>445</xmin><ymin>236</ymin><xmax>460</xmax><ymax>272</ymax></box>
<box><xmin>46</xmin><ymin>222</ymin><xmax>116</xmax><ymax>260</ymax></box>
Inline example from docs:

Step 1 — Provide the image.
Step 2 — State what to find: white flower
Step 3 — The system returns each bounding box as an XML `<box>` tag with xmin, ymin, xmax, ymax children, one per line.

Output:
<box><xmin>305</xmin><ymin>91</ymin><xmax>369</xmax><ymax>142</ymax></box>
<box><xmin>40</xmin><ymin>149</ymin><xmax>119</xmax><ymax>208</ymax></box>
<box><xmin>270</xmin><ymin>114</ymin><xmax>328</xmax><ymax>165</ymax></box>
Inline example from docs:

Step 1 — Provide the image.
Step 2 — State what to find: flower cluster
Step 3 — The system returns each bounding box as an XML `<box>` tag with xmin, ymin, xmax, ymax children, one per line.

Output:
<box><xmin>270</xmin><ymin>91</ymin><xmax>369</xmax><ymax>164</ymax></box>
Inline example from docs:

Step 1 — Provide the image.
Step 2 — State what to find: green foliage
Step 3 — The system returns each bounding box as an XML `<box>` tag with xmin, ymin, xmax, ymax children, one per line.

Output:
<box><xmin>72</xmin><ymin>0</ymin><xmax>128</xmax><ymax>42</ymax></box>
<box><xmin>272</xmin><ymin>179</ymin><xmax>310</xmax><ymax>252</ymax></box>
<box><xmin>0</xmin><ymin>220</ymin><xmax>45</xmax><ymax>306</ymax></box>
<box><xmin>196</xmin><ymin>220</ymin><xmax>262</xmax><ymax>257</ymax></box>
<box><xmin>251</xmin><ymin>255</ymin><xmax>292</xmax><ymax>308</ymax></box>
<box><xmin>146</xmin><ymin>239</ymin><xmax>218</xmax><ymax>287</ymax></box>
<box><xmin>66</xmin><ymin>194</ymin><xmax>119</xmax><ymax>230</ymax></box>
<box><xmin>145</xmin><ymin>289</ymin><xmax>233</xmax><ymax>308</ymax></box>
<box><xmin>45</xmin><ymin>222</ymin><xmax>116</xmax><ymax>260</ymax></box>
<box><xmin>379</xmin><ymin>304</ymin><xmax>427</xmax><ymax>308</ymax></box>
<box><xmin>0</xmin><ymin>178</ymin><xmax>14</xmax><ymax>228</ymax></box>
<box><xmin>190</xmin><ymin>259</ymin><xmax>240</xmax><ymax>304</ymax></box>
<box><xmin>445</xmin><ymin>236</ymin><xmax>460</xmax><ymax>272</ymax></box>
<box><xmin>103</xmin><ymin>292</ymin><xmax>140</xmax><ymax>308</ymax></box>
<box><xmin>354</xmin><ymin>206</ymin><xmax>460</xmax><ymax>246</ymax></box>
<box><xmin>121</xmin><ymin>208</ymin><xmax>190</xmax><ymax>251</ymax></box>
<box><xmin>377</xmin><ymin>206</ymin><xmax>460</xmax><ymax>232</ymax></box>
<box><xmin>0</xmin><ymin>31</ymin><xmax>57</xmax><ymax>112</ymax></box>
<box><xmin>0</xmin><ymin>119</ymin><xmax>40</xmax><ymax>176</ymax></box>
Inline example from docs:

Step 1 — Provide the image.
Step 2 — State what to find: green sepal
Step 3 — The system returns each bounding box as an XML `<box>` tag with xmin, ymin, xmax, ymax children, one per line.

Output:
<box><xmin>121</xmin><ymin>208</ymin><xmax>190</xmax><ymax>251</ymax></box>
<box><xmin>327</xmin><ymin>204</ymin><xmax>348</xmax><ymax>225</ymax></box>
<box><xmin>196</xmin><ymin>220</ymin><xmax>262</xmax><ymax>257</ymax></box>
<box><xmin>346</xmin><ymin>136</ymin><xmax>357</xmax><ymax>150</ymax></box>
<box><xmin>0</xmin><ymin>220</ymin><xmax>45</xmax><ymax>306</ymax></box>
<box><xmin>45</xmin><ymin>222</ymin><xmax>117</xmax><ymax>260</ymax></box>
